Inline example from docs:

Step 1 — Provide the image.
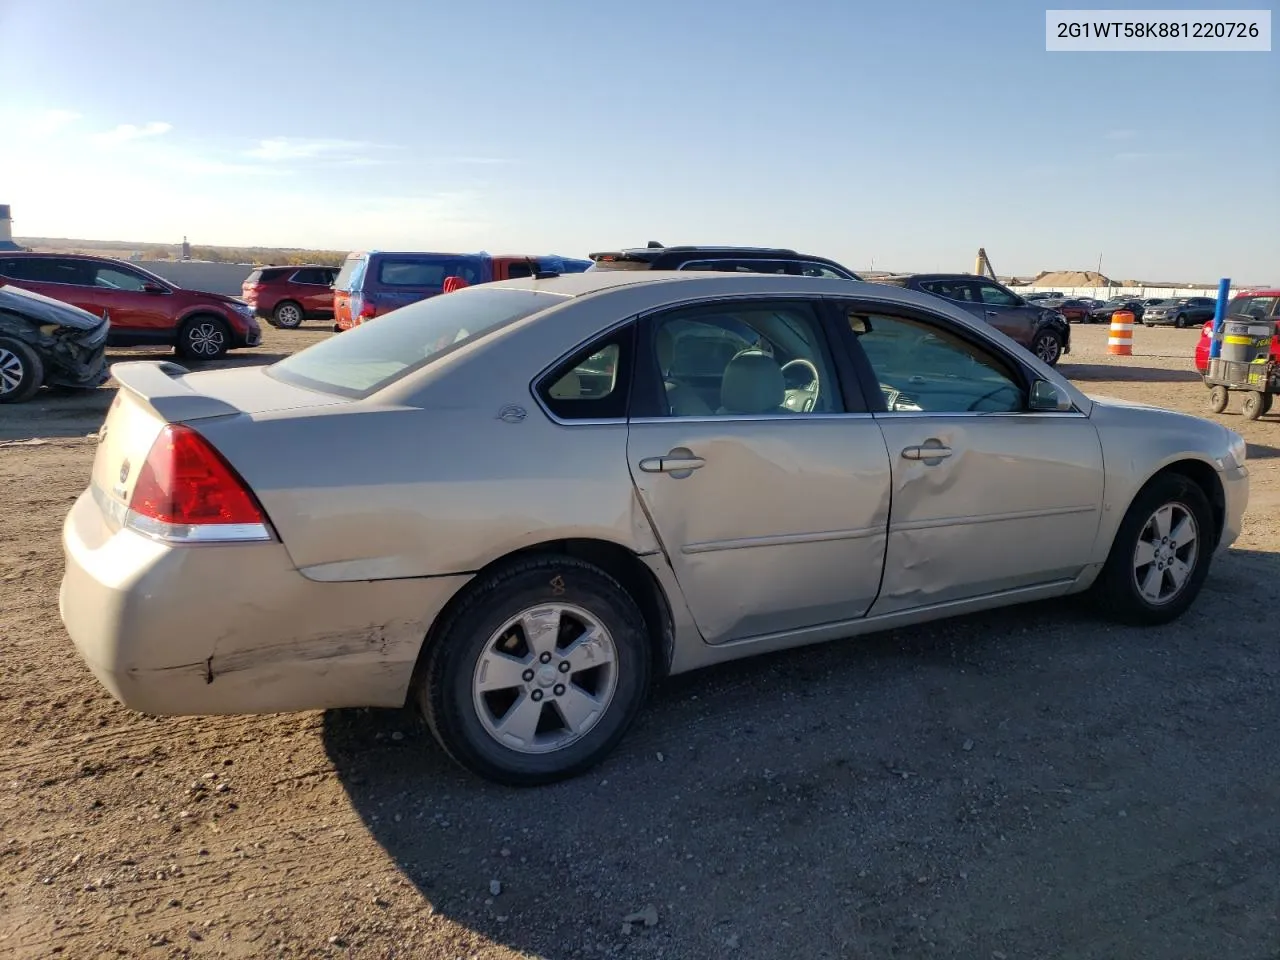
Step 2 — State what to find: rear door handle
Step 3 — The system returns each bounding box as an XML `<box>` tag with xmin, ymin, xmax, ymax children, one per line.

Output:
<box><xmin>639</xmin><ymin>455</ymin><xmax>706</xmax><ymax>474</ymax></box>
<box><xmin>902</xmin><ymin>445</ymin><xmax>952</xmax><ymax>461</ymax></box>
<box><xmin>985</xmin><ymin>310</ymin><xmax>998</xmax><ymax>317</ymax></box>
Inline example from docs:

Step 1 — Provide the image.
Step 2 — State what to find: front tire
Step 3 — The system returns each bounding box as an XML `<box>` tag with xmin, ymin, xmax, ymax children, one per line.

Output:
<box><xmin>1092</xmin><ymin>473</ymin><xmax>1215</xmax><ymax>626</ymax></box>
<box><xmin>0</xmin><ymin>337</ymin><xmax>43</xmax><ymax>404</ymax></box>
<box><xmin>1032</xmin><ymin>329</ymin><xmax>1064</xmax><ymax>366</ymax></box>
<box><xmin>418</xmin><ymin>556</ymin><xmax>652</xmax><ymax>786</ymax></box>
<box><xmin>176</xmin><ymin>316</ymin><xmax>230</xmax><ymax>361</ymax></box>
<box><xmin>1242</xmin><ymin>391</ymin><xmax>1266</xmax><ymax>421</ymax></box>
<box><xmin>1174</xmin><ymin>314</ymin><xmax>1188</xmax><ymax>329</ymax></box>
<box><xmin>272</xmin><ymin>300</ymin><xmax>304</xmax><ymax>329</ymax></box>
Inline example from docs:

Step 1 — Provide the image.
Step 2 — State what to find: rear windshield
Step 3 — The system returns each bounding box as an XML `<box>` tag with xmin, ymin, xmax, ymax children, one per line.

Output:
<box><xmin>586</xmin><ymin>255</ymin><xmax>652</xmax><ymax>272</ymax></box>
<box><xmin>333</xmin><ymin>255</ymin><xmax>366</xmax><ymax>293</ymax></box>
<box><xmin>268</xmin><ymin>288</ymin><xmax>567</xmax><ymax>399</ymax></box>
<box><xmin>244</xmin><ymin>269</ymin><xmax>264</xmax><ymax>284</ymax></box>
<box><xmin>1228</xmin><ymin>296</ymin><xmax>1278</xmax><ymax>320</ymax></box>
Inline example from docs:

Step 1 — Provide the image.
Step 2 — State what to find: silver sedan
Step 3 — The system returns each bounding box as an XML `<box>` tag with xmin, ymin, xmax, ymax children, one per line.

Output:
<box><xmin>60</xmin><ymin>272</ymin><xmax>1249</xmax><ymax>784</ymax></box>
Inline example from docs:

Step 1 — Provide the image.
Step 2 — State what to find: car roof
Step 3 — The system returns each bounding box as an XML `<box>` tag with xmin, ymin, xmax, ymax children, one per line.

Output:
<box><xmin>1235</xmin><ymin>289</ymin><xmax>1280</xmax><ymax>297</ymax></box>
<box><xmin>875</xmin><ymin>272</ymin><xmax>989</xmax><ymax>282</ymax></box>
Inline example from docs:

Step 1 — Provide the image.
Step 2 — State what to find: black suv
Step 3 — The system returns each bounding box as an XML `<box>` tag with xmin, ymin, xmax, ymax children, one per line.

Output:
<box><xmin>587</xmin><ymin>242</ymin><xmax>862</xmax><ymax>280</ymax></box>
<box><xmin>872</xmin><ymin>273</ymin><xmax>1070</xmax><ymax>366</ymax></box>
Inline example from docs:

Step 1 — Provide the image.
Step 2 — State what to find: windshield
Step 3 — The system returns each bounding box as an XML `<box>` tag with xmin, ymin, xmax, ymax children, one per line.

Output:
<box><xmin>269</xmin><ymin>287</ymin><xmax>567</xmax><ymax>398</ymax></box>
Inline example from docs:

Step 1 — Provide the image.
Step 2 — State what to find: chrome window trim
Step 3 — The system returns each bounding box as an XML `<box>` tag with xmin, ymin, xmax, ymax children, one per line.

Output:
<box><xmin>529</xmin><ymin>291</ymin><xmax>1085</xmax><ymax>427</ymax></box>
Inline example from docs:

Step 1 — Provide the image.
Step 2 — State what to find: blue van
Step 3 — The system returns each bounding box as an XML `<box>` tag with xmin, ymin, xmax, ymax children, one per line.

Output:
<box><xmin>333</xmin><ymin>250</ymin><xmax>590</xmax><ymax>329</ymax></box>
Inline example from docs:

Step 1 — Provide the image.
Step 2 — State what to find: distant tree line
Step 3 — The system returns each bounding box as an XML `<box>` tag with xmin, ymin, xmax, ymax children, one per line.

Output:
<box><xmin>183</xmin><ymin>246</ymin><xmax>349</xmax><ymax>267</ymax></box>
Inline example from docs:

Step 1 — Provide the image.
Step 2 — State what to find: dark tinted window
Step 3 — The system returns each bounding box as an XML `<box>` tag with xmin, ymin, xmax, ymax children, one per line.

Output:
<box><xmin>290</xmin><ymin>268</ymin><xmax>330</xmax><ymax>285</ymax></box>
<box><xmin>920</xmin><ymin>279</ymin><xmax>978</xmax><ymax>302</ymax></box>
<box><xmin>506</xmin><ymin>262</ymin><xmax>535</xmax><ymax>279</ymax></box>
<box><xmin>1</xmin><ymin>257</ymin><xmax>91</xmax><ymax>285</ymax></box>
<box><xmin>378</xmin><ymin>259</ymin><xmax>446</xmax><ymax>287</ymax></box>
<box><xmin>538</xmin><ymin>325</ymin><xmax>636</xmax><ymax>421</ymax></box>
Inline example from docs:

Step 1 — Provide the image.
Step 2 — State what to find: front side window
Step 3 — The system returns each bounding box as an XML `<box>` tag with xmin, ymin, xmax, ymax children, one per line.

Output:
<box><xmin>270</xmin><ymin>287</ymin><xmax>565</xmax><ymax>399</ymax></box>
<box><xmin>975</xmin><ymin>282</ymin><xmax>1021</xmax><ymax>307</ymax></box>
<box><xmin>647</xmin><ymin>300</ymin><xmax>841</xmax><ymax>417</ymax></box>
<box><xmin>847</xmin><ymin>310</ymin><xmax>1026</xmax><ymax>414</ymax></box>
<box><xmin>798</xmin><ymin>262</ymin><xmax>853</xmax><ymax>279</ymax></box>
<box><xmin>93</xmin><ymin>266</ymin><xmax>149</xmax><ymax>291</ymax></box>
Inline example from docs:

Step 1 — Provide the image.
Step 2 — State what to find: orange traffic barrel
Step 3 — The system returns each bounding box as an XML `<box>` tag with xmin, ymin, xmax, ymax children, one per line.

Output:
<box><xmin>1108</xmin><ymin>310</ymin><xmax>1135</xmax><ymax>355</ymax></box>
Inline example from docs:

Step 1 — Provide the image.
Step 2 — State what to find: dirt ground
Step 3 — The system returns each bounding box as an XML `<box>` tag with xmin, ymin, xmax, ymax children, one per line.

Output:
<box><xmin>2</xmin><ymin>321</ymin><xmax>1278</xmax><ymax>960</ymax></box>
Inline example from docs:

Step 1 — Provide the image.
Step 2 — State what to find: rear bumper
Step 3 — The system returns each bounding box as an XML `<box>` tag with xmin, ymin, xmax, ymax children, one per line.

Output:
<box><xmin>59</xmin><ymin>488</ymin><xmax>471</xmax><ymax>716</ymax></box>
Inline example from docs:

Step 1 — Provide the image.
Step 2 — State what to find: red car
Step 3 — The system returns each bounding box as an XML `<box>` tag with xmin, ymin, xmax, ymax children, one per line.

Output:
<box><xmin>1193</xmin><ymin>290</ymin><xmax>1280</xmax><ymax>373</ymax></box>
<box><xmin>0</xmin><ymin>253</ymin><xmax>261</xmax><ymax>361</ymax></box>
<box><xmin>241</xmin><ymin>264</ymin><xmax>339</xmax><ymax>329</ymax></box>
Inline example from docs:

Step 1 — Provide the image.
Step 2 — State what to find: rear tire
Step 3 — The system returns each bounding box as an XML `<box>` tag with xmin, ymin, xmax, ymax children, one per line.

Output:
<box><xmin>1091</xmin><ymin>473</ymin><xmax>1214</xmax><ymax>626</ymax></box>
<box><xmin>0</xmin><ymin>337</ymin><xmax>43</xmax><ymax>404</ymax></box>
<box><xmin>176</xmin><ymin>315</ymin><xmax>230</xmax><ymax>361</ymax></box>
<box><xmin>1207</xmin><ymin>385</ymin><xmax>1229</xmax><ymax>414</ymax></box>
<box><xmin>418</xmin><ymin>556</ymin><xmax>652</xmax><ymax>786</ymax></box>
<box><xmin>1242</xmin><ymin>391</ymin><xmax>1265</xmax><ymax>421</ymax></box>
<box><xmin>272</xmin><ymin>300</ymin><xmax>304</xmax><ymax>329</ymax></box>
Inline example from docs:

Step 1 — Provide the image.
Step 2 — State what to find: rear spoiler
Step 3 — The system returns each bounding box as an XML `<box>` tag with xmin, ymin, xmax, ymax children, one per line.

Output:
<box><xmin>110</xmin><ymin>361</ymin><xmax>241</xmax><ymax>423</ymax></box>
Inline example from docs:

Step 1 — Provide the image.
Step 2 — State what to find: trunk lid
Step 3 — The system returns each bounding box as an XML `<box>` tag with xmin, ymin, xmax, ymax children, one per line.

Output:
<box><xmin>91</xmin><ymin>361</ymin><xmax>348</xmax><ymax>525</ymax></box>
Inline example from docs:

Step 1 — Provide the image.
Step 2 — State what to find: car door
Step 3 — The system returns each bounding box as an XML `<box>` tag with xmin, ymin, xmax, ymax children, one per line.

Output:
<box><xmin>80</xmin><ymin>263</ymin><xmax>173</xmax><ymax>335</ymax></box>
<box><xmin>834</xmin><ymin>302</ymin><xmax>1105</xmax><ymax>615</ymax></box>
<box><xmin>972</xmin><ymin>279</ymin><xmax>1039</xmax><ymax>348</ymax></box>
<box><xmin>624</xmin><ymin>297</ymin><xmax>893</xmax><ymax>644</ymax></box>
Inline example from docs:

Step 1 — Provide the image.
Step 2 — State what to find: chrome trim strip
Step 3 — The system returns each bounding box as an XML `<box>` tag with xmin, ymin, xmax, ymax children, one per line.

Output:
<box><xmin>682</xmin><ymin>526</ymin><xmax>884</xmax><ymax>555</ymax></box>
<box><xmin>891</xmin><ymin>504</ymin><xmax>1098</xmax><ymax>533</ymax></box>
<box><xmin>92</xmin><ymin>481</ymin><xmax>273</xmax><ymax>544</ymax></box>
<box><xmin>630</xmin><ymin>412</ymin><xmax>875</xmax><ymax>425</ymax></box>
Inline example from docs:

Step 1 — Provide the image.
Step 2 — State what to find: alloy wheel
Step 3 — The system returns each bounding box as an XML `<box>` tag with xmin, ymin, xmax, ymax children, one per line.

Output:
<box><xmin>186</xmin><ymin>322</ymin><xmax>225</xmax><ymax>357</ymax></box>
<box><xmin>0</xmin><ymin>347</ymin><xmax>23</xmax><ymax>396</ymax></box>
<box><xmin>1132</xmin><ymin>502</ymin><xmax>1199</xmax><ymax>605</ymax></box>
<box><xmin>471</xmin><ymin>603</ymin><xmax>619</xmax><ymax>755</ymax></box>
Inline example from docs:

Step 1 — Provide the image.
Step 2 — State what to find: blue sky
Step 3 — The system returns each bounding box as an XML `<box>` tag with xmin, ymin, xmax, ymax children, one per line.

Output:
<box><xmin>1</xmin><ymin>0</ymin><xmax>1275</xmax><ymax>282</ymax></box>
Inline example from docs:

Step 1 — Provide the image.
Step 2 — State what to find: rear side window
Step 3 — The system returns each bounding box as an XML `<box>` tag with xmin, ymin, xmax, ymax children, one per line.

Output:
<box><xmin>333</xmin><ymin>256</ymin><xmax>366</xmax><ymax>292</ymax></box>
<box><xmin>506</xmin><ymin>262</ymin><xmax>534</xmax><ymax>279</ymax></box>
<box><xmin>378</xmin><ymin>259</ymin><xmax>444</xmax><ymax>287</ymax></box>
<box><xmin>269</xmin><ymin>287</ymin><xmax>566</xmax><ymax>399</ymax></box>
<box><xmin>537</xmin><ymin>325</ymin><xmax>636</xmax><ymax>421</ymax></box>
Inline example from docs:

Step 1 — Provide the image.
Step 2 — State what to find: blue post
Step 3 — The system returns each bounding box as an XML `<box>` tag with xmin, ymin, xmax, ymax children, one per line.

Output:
<box><xmin>1208</xmin><ymin>277</ymin><xmax>1231</xmax><ymax>360</ymax></box>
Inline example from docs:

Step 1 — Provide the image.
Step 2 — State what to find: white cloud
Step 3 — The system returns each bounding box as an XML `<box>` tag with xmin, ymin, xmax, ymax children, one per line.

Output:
<box><xmin>24</xmin><ymin>108</ymin><xmax>84</xmax><ymax>139</ymax></box>
<box><xmin>91</xmin><ymin>121</ymin><xmax>174</xmax><ymax>145</ymax></box>
<box><xmin>245</xmin><ymin>137</ymin><xmax>381</xmax><ymax>163</ymax></box>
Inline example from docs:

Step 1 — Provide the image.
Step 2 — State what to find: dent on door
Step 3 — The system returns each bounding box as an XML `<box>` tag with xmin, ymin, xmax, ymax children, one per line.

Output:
<box><xmin>871</xmin><ymin>415</ymin><xmax>1105</xmax><ymax>614</ymax></box>
<box><xmin>628</xmin><ymin>420</ymin><xmax>893</xmax><ymax>644</ymax></box>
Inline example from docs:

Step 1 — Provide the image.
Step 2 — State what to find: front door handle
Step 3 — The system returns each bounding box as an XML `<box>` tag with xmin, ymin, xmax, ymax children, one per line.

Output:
<box><xmin>985</xmin><ymin>310</ymin><xmax>998</xmax><ymax>317</ymax></box>
<box><xmin>901</xmin><ymin>444</ymin><xmax>952</xmax><ymax>462</ymax></box>
<box><xmin>639</xmin><ymin>455</ymin><xmax>706</xmax><ymax>473</ymax></box>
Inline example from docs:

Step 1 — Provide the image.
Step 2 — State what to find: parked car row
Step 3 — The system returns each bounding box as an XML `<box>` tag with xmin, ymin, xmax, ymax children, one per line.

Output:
<box><xmin>333</xmin><ymin>251</ymin><xmax>592</xmax><ymax>331</ymax></box>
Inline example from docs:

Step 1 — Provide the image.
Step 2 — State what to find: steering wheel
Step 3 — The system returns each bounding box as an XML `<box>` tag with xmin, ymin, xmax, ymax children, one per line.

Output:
<box><xmin>967</xmin><ymin>383</ymin><xmax>1022</xmax><ymax>412</ymax></box>
<box><xmin>780</xmin><ymin>358</ymin><xmax>821</xmax><ymax>412</ymax></box>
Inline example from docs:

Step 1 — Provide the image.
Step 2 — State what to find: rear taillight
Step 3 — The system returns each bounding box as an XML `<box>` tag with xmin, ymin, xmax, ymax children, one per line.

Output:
<box><xmin>126</xmin><ymin>424</ymin><xmax>272</xmax><ymax>543</ymax></box>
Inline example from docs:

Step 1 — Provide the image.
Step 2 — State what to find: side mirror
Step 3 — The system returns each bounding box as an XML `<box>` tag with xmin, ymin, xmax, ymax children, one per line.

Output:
<box><xmin>142</xmin><ymin>282</ymin><xmax>168</xmax><ymax>294</ymax></box>
<box><xmin>1029</xmin><ymin>380</ymin><xmax>1073</xmax><ymax>412</ymax></box>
